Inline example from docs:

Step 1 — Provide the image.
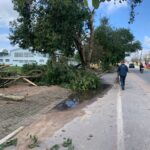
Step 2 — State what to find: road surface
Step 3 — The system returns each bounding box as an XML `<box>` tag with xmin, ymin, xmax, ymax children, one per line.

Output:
<box><xmin>132</xmin><ymin>67</ymin><xmax>150</xmax><ymax>84</ymax></box>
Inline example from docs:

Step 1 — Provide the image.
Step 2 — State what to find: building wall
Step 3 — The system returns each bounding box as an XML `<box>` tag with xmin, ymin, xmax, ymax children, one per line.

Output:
<box><xmin>0</xmin><ymin>48</ymin><xmax>49</xmax><ymax>66</ymax></box>
<box><xmin>0</xmin><ymin>55</ymin><xmax>11</xmax><ymax>65</ymax></box>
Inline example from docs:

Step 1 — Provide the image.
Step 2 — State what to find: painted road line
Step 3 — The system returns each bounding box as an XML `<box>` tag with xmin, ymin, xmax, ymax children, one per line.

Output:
<box><xmin>117</xmin><ymin>89</ymin><xmax>125</xmax><ymax>150</ymax></box>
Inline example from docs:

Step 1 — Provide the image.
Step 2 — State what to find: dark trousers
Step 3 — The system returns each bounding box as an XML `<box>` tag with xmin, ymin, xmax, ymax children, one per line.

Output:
<box><xmin>120</xmin><ymin>75</ymin><xmax>126</xmax><ymax>89</ymax></box>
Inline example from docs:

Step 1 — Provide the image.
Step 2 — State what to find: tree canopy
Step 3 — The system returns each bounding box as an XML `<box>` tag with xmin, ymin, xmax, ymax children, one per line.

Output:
<box><xmin>93</xmin><ymin>17</ymin><xmax>142</xmax><ymax>68</ymax></box>
<box><xmin>10</xmin><ymin>0</ymin><xmax>88</xmax><ymax>57</ymax></box>
<box><xmin>9</xmin><ymin>0</ymin><xmax>142</xmax><ymax>68</ymax></box>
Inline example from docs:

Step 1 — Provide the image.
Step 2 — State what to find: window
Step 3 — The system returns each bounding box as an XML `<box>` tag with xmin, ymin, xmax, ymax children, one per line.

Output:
<box><xmin>0</xmin><ymin>59</ymin><xmax>3</xmax><ymax>62</ymax></box>
<box><xmin>39</xmin><ymin>59</ymin><xmax>44</xmax><ymax>62</ymax></box>
<box><xmin>24</xmin><ymin>60</ymin><xmax>28</xmax><ymax>63</ymax></box>
<box><xmin>5</xmin><ymin>59</ymin><xmax>9</xmax><ymax>62</ymax></box>
<box><xmin>24</xmin><ymin>52</ymin><xmax>34</xmax><ymax>57</ymax></box>
<box><xmin>14</xmin><ymin>52</ymin><xmax>23</xmax><ymax>57</ymax></box>
<box><xmin>13</xmin><ymin>60</ymin><xmax>19</xmax><ymax>62</ymax></box>
<box><xmin>19</xmin><ymin>60</ymin><xmax>24</xmax><ymax>63</ymax></box>
<box><xmin>29</xmin><ymin>60</ymin><xmax>36</xmax><ymax>63</ymax></box>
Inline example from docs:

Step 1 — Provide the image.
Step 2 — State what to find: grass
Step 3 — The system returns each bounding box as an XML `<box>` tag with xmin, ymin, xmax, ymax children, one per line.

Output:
<box><xmin>5</xmin><ymin>66</ymin><xmax>22</xmax><ymax>74</ymax></box>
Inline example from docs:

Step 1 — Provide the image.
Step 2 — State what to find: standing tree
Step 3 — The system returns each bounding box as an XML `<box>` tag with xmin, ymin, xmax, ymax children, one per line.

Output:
<box><xmin>10</xmin><ymin>0</ymin><xmax>89</xmax><ymax>65</ymax></box>
<box><xmin>10</xmin><ymin>0</ymin><xmax>142</xmax><ymax>67</ymax></box>
<box><xmin>93</xmin><ymin>17</ymin><xmax>142</xmax><ymax>69</ymax></box>
<box><xmin>82</xmin><ymin>0</ymin><xmax>142</xmax><ymax>66</ymax></box>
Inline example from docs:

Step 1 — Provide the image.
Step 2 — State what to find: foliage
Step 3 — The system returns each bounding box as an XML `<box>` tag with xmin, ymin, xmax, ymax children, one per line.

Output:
<box><xmin>0</xmin><ymin>138</ymin><xmax>17</xmax><ymax>150</ymax></box>
<box><xmin>93</xmin><ymin>17</ymin><xmax>142</xmax><ymax>70</ymax></box>
<box><xmin>10</xmin><ymin>0</ymin><xmax>142</xmax><ymax>68</ymax></box>
<box><xmin>68</xmin><ymin>70</ymin><xmax>100</xmax><ymax>91</ymax></box>
<box><xmin>62</xmin><ymin>138</ymin><xmax>72</xmax><ymax>147</ymax></box>
<box><xmin>0</xmin><ymin>66</ymin><xmax>21</xmax><ymax>77</ymax></box>
<box><xmin>50</xmin><ymin>138</ymin><xmax>74</xmax><ymax>150</ymax></box>
<box><xmin>27</xmin><ymin>135</ymin><xmax>39</xmax><ymax>149</ymax></box>
<box><xmin>50</xmin><ymin>144</ymin><xmax>60</xmax><ymax>150</ymax></box>
<box><xmin>62</xmin><ymin>138</ymin><xmax>75</xmax><ymax>150</ymax></box>
<box><xmin>21</xmin><ymin>63</ymin><xmax>46</xmax><ymax>74</ymax></box>
<box><xmin>10</xmin><ymin>0</ymin><xmax>88</xmax><ymax>61</ymax></box>
<box><xmin>45</xmin><ymin>62</ymin><xmax>76</xmax><ymax>85</ymax></box>
<box><xmin>44</xmin><ymin>62</ymin><xmax>100</xmax><ymax>91</ymax></box>
<box><xmin>5</xmin><ymin>66</ymin><xmax>22</xmax><ymax>74</ymax></box>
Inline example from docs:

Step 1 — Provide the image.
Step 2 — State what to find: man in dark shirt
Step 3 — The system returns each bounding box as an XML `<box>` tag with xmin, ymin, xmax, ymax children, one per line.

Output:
<box><xmin>117</xmin><ymin>60</ymin><xmax>128</xmax><ymax>90</ymax></box>
<box><xmin>139</xmin><ymin>62</ymin><xmax>144</xmax><ymax>73</ymax></box>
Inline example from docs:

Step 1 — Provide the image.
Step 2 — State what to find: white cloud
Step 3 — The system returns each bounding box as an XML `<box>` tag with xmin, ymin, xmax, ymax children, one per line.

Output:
<box><xmin>0</xmin><ymin>0</ymin><xmax>18</xmax><ymax>27</ymax></box>
<box><xmin>0</xmin><ymin>33</ymin><xmax>9</xmax><ymax>42</ymax></box>
<box><xmin>101</xmin><ymin>0</ymin><xmax>128</xmax><ymax>14</ymax></box>
<box><xmin>144</xmin><ymin>36</ymin><xmax>150</xmax><ymax>48</ymax></box>
<box><xmin>88</xmin><ymin>0</ymin><xmax>127</xmax><ymax>12</ymax></box>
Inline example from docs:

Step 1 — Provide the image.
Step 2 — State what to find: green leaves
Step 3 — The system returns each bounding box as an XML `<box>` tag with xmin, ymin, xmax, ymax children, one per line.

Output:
<box><xmin>92</xmin><ymin>0</ymin><xmax>100</xmax><ymax>9</ymax></box>
<box><xmin>0</xmin><ymin>138</ymin><xmax>17</xmax><ymax>150</ymax></box>
<box><xmin>28</xmin><ymin>135</ymin><xmax>39</xmax><ymax>149</ymax></box>
<box><xmin>83</xmin><ymin>0</ymin><xmax>88</xmax><ymax>6</ymax></box>
<box><xmin>93</xmin><ymin>17</ymin><xmax>142</xmax><ymax>67</ymax></box>
<box><xmin>10</xmin><ymin>0</ymin><xmax>88</xmax><ymax>57</ymax></box>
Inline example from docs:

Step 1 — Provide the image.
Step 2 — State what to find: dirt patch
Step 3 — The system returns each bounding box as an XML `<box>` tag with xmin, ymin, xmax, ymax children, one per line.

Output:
<box><xmin>14</xmin><ymin>84</ymin><xmax>111</xmax><ymax>150</ymax></box>
<box><xmin>0</xmin><ymin>85</ymin><xmax>71</xmax><ymax>139</ymax></box>
<box><xmin>0</xmin><ymin>82</ymin><xmax>111</xmax><ymax>150</ymax></box>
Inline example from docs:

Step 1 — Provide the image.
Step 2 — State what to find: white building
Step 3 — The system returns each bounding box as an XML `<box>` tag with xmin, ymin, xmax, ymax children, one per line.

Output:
<box><xmin>0</xmin><ymin>48</ymin><xmax>49</xmax><ymax>66</ymax></box>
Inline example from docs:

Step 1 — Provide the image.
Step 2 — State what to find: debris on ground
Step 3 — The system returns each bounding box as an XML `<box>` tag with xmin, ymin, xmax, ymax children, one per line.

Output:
<box><xmin>27</xmin><ymin>135</ymin><xmax>40</xmax><ymax>149</ymax></box>
<box><xmin>0</xmin><ymin>85</ymin><xmax>70</xmax><ymax>139</ymax></box>
<box><xmin>0</xmin><ymin>65</ymin><xmax>41</xmax><ymax>88</ymax></box>
<box><xmin>50</xmin><ymin>138</ymin><xmax>75</xmax><ymax>150</ymax></box>
<box><xmin>0</xmin><ymin>138</ymin><xmax>17</xmax><ymax>150</ymax></box>
<box><xmin>0</xmin><ymin>93</ymin><xmax>25</xmax><ymax>101</ymax></box>
<box><xmin>50</xmin><ymin>144</ymin><xmax>60</xmax><ymax>150</ymax></box>
<box><xmin>55</xmin><ymin>98</ymin><xmax>79</xmax><ymax>110</ymax></box>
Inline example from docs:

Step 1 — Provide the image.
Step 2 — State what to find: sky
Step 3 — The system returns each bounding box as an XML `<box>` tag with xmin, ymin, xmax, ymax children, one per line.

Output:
<box><xmin>0</xmin><ymin>0</ymin><xmax>150</xmax><ymax>57</ymax></box>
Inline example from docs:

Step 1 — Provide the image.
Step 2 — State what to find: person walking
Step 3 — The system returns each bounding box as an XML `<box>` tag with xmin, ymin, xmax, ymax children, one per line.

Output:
<box><xmin>139</xmin><ymin>62</ymin><xmax>144</xmax><ymax>73</ymax></box>
<box><xmin>117</xmin><ymin>60</ymin><xmax>128</xmax><ymax>90</ymax></box>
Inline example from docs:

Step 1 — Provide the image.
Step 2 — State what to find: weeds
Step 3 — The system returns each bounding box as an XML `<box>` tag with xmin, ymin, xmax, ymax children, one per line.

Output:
<box><xmin>62</xmin><ymin>138</ymin><xmax>72</xmax><ymax>147</ymax></box>
<box><xmin>28</xmin><ymin>135</ymin><xmax>40</xmax><ymax>149</ymax></box>
<box><xmin>50</xmin><ymin>138</ymin><xmax>75</xmax><ymax>150</ymax></box>
<box><xmin>50</xmin><ymin>144</ymin><xmax>60</xmax><ymax>150</ymax></box>
<box><xmin>0</xmin><ymin>138</ymin><xmax>17</xmax><ymax>150</ymax></box>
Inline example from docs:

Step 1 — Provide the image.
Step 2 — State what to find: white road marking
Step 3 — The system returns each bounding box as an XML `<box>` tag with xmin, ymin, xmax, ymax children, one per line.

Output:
<box><xmin>117</xmin><ymin>89</ymin><xmax>125</xmax><ymax>150</ymax></box>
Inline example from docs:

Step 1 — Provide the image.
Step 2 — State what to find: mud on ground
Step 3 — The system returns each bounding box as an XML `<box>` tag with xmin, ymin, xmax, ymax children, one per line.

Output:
<box><xmin>15</xmin><ymin>84</ymin><xmax>111</xmax><ymax>150</ymax></box>
<box><xmin>0</xmin><ymin>85</ymin><xmax>71</xmax><ymax>139</ymax></box>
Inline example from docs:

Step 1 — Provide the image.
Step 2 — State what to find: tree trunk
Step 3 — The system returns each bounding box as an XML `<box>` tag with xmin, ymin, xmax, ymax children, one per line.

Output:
<box><xmin>51</xmin><ymin>51</ymin><xmax>57</xmax><ymax>63</ymax></box>
<box><xmin>87</xmin><ymin>10</ymin><xmax>95</xmax><ymax>67</ymax></box>
<box><xmin>75</xmin><ymin>37</ymin><xmax>86</xmax><ymax>67</ymax></box>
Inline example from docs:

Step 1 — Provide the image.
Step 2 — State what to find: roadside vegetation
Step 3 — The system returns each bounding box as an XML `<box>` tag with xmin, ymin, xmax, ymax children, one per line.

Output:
<box><xmin>7</xmin><ymin>0</ymin><xmax>142</xmax><ymax>91</ymax></box>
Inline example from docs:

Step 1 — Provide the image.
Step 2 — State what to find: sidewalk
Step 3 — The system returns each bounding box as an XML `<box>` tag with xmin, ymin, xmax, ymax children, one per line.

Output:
<box><xmin>4</xmin><ymin>72</ymin><xmax>150</xmax><ymax>150</ymax></box>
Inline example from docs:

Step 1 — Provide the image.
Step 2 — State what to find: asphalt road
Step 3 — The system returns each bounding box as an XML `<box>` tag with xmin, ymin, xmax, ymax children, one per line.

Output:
<box><xmin>40</xmin><ymin>72</ymin><xmax>150</xmax><ymax>150</ymax></box>
<box><xmin>130</xmin><ymin>67</ymin><xmax>150</xmax><ymax>84</ymax></box>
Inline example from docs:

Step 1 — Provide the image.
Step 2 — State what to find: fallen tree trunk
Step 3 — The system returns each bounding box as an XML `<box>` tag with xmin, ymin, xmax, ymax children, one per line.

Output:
<box><xmin>22</xmin><ymin>78</ymin><xmax>37</xmax><ymax>86</ymax></box>
<box><xmin>0</xmin><ymin>126</ymin><xmax>24</xmax><ymax>145</ymax></box>
<box><xmin>0</xmin><ymin>93</ymin><xmax>25</xmax><ymax>101</ymax></box>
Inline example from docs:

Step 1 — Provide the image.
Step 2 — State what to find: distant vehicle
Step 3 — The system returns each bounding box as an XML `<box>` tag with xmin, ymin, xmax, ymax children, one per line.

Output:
<box><xmin>129</xmin><ymin>63</ymin><xmax>135</xmax><ymax>68</ymax></box>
